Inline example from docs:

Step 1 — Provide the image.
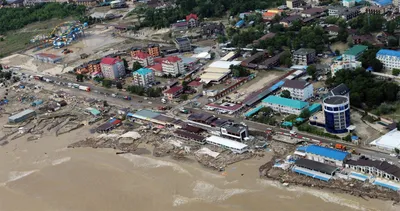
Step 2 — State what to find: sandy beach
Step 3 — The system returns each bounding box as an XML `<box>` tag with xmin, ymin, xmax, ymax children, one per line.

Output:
<box><xmin>0</xmin><ymin>119</ymin><xmax>398</xmax><ymax>211</ymax></box>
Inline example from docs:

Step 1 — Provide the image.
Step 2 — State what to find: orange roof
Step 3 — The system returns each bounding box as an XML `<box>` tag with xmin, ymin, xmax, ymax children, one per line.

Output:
<box><xmin>263</xmin><ymin>12</ymin><xmax>278</xmax><ymax>17</ymax></box>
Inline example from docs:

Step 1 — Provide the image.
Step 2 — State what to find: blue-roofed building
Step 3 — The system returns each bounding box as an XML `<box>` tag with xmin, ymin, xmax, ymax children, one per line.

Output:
<box><xmin>304</xmin><ymin>145</ymin><xmax>350</xmax><ymax>167</ymax></box>
<box><xmin>376</xmin><ymin>49</ymin><xmax>400</xmax><ymax>70</ymax></box>
<box><xmin>262</xmin><ymin>95</ymin><xmax>309</xmax><ymax>115</ymax></box>
<box><xmin>132</xmin><ymin>67</ymin><xmax>155</xmax><ymax>87</ymax></box>
<box><xmin>235</xmin><ymin>20</ymin><xmax>245</xmax><ymax>28</ymax></box>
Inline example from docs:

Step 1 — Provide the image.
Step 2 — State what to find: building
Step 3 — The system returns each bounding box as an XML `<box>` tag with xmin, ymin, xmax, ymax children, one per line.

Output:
<box><xmin>376</xmin><ymin>49</ymin><xmax>400</xmax><ymax>70</ymax></box>
<box><xmin>73</xmin><ymin>0</ymin><xmax>97</xmax><ymax>6</ymax></box>
<box><xmin>262</xmin><ymin>10</ymin><xmax>282</xmax><ymax>21</ymax></box>
<box><xmin>346</xmin><ymin>158</ymin><xmax>400</xmax><ymax>182</ymax></box>
<box><xmin>23</xmin><ymin>0</ymin><xmax>55</xmax><ymax>6</ymax></box>
<box><xmin>292</xmin><ymin>48</ymin><xmax>316</xmax><ymax>65</ymax></box>
<box><xmin>253</xmin><ymin>33</ymin><xmax>276</xmax><ymax>45</ymax></box>
<box><xmin>174</xmin><ymin>130</ymin><xmax>205</xmax><ymax>144</ymax></box>
<box><xmin>33</xmin><ymin>53</ymin><xmax>62</xmax><ymax>63</ymax></box>
<box><xmin>262</xmin><ymin>95</ymin><xmax>309</xmax><ymax>115</ymax></box>
<box><xmin>188</xmin><ymin>113</ymin><xmax>218</xmax><ymax>127</ymax></box>
<box><xmin>393</xmin><ymin>0</ymin><xmax>399</xmax><ymax>7</ymax></box>
<box><xmin>87</xmin><ymin>59</ymin><xmax>102</xmax><ymax>74</ymax></box>
<box><xmin>328</xmin><ymin>6</ymin><xmax>360</xmax><ymax>20</ymax></box>
<box><xmin>186</xmin><ymin>13</ymin><xmax>198</xmax><ymax>28</ymax></box>
<box><xmin>201</xmin><ymin>22</ymin><xmax>225</xmax><ymax>37</ymax></box>
<box><xmin>132</xmin><ymin>51</ymin><xmax>154</xmax><ymax>67</ymax></box>
<box><xmin>147</xmin><ymin>44</ymin><xmax>160</xmax><ymax>57</ymax></box>
<box><xmin>301</xmin><ymin>8</ymin><xmax>327</xmax><ymax>18</ymax></box>
<box><xmin>161</xmin><ymin>56</ymin><xmax>184</xmax><ymax>76</ymax></box>
<box><xmin>342</xmin><ymin>45</ymin><xmax>368</xmax><ymax>61</ymax></box>
<box><xmin>235</xmin><ymin>20</ymin><xmax>245</xmax><ymax>28</ymax></box>
<box><xmin>330</xmin><ymin>60</ymin><xmax>362</xmax><ymax>76</ymax></box>
<box><xmin>163</xmin><ymin>86</ymin><xmax>184</xmax><ymax>100</ymax></box>
<box><xmin>220</xmin><ymin>122</ymin><xmax>249</xmax><ymax>141</ymax></box>
<box><xmin>365</xmin><ymin>6</ymin><xmax>386</xmax><ymax>14</ymax></box>
<box><xmin>200</xmin><ymin>61</ymin><xmax>241</xmax><ymax>84</ymax></box>
<box><xmin>148</xmin><ymin>63</ymin><xmax>163</xmax><ymax>76</ymax></box>
<box><xmin>323</xmin><ymin>95</ymin><xmax>350</xmax><ymax>133</ymax></box>
<box><xmin>8</xmin><ymin>109</ymin><xmax>36</xmax><ymax>123</ymax></box>
<box><xmin>293</xmin><ymin>158</ymin><xmax>339</xmax><ymax>182</ymax></box>
<box><xmin>205</xmin><ymin>136</ymin><xmax>249</xmax><ymax>154</ymax></box>
<box><xmin>132</xmin><ymin>68</ymin><xmax>155</xmax><ymax>87</ymax></box>
<box><xmin>130</xmin><ymin>46</ymin><xmax>143</xmax><ymax>57</ymax></box>
<box><xmin>171</xmin><ymin>20</ymin><xmax>188</xmax><ymax>31</ymax></box>
<box><xmin>370</xmin><ymin>129</ymin><xmax>400</xmax><ymax>152</ymax></box>
<box><xmin>187</xmin><ymin>80</ymin><xmax>203</xmax><ymax>92</ymax></box>
<box><xmin>279</xmin><ymin>15</ymin><xmax>302</xmax><ymax>28</ymax></box>
<box><xmin>342</xmin><ymin>0</ymin><xmax>355</xmax><ymax>7</ymax></box>
<box><xmin>100</xmin><ymin>57</ymin><xmax>125</xmax><ymax>79</ymax></box>
<box><xmin>297</xmin><ymin>145</ymin><xmax>350</xmax><ymax>167</ymax></box>
<box><xmin>281</xmin><ymin>80</ymin><xmax>313</xmax><ymax>101</ymax></box>
<box><xmin>174</xmin><ymin>37</ymin><xmax>191</xmax><ymax>52</ymax></box>
<box><xmin>286</xmin><ymin>0</ymin><xmax>302</xmax><ymax>9</ymax></box>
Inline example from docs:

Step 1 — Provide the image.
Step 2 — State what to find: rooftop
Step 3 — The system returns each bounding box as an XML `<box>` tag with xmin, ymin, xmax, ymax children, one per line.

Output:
<box><xmin>174</xmin><ymin>130</ymin><xmax>205</xmax><ymax>142</ymax></box>
<box><xmin>186</xmin><ymin>13</ymin><xmax>198</xmax><ymax>21</ymax></box>
<box><xmin>163</xmin><ymin>56</ymin><xmax>182</xmax><ymax>63</ymax></box>
<box><xmin>9</xmin><ymin>109</ymin><xmax>35</xmax><ymax>120</ymax></box>
<box><xmin>222</xmin><ymin>122</ymin><xmax>247</xmax><ymax>134</ymax></box>
<box><xmin>147</xmin><ymin>63</ymin><xmax>163</xmax><ymax>72</ymax></box>
<box><xmin>377</xmin><ymin>49</ymin><xmax>400</xmax><ymax>58</ymax></box>
<box><xmin>164</xmin><ymin>85</ymin><xmax>183</xmax><ymax>94</ymax></box>
<box><xmin>330</xmin><ymin>83</ymin><xmax>350</xmax><ymax>96</ymax></box>
<box><xmin>133</xmin><ymin>67</ymin><xmax>153</xmax><ymax>76</ymax></box>
<box><xmin>293</xmin><ymin>48</ymin><xmax>316</xmax><ymax>55</ymax></box>
<box><xmin>323</xmin><ymin>95</ymin><xmax>348</xmax><ymax>105</ymax></box>
<box><xmin>346</xmin><ymin>158</ymin><xmax>400</xmax><ymax>178</ymax></box>
<box><xmin>188</xmin><ymin>113</ymin><xmax>215</xmax><ymax>122</ymax></box>
<box><xmin>175</xmin><ymin>37</ymin><xmax>190</xmax><ymax>43</ymax></box>
<box><xmin>343</xmin><ymin>45</ymin><xmax>368</xmax><ymax>56</ymax></box>
<box><xmin>134</xmin><ymin>51</ymin><xmax>152</xmax><ymax>59</ymax></box>
<box><xmin>133</xmin><ymin>109</ymin><xmax>160</xmax><ymax>119</ymax></box>
<box><xmin>281</xmin><ymin>15</ymin><xmax>302</xmax><ymax>23</ymax></box>
<box><xmin>304</xmin><ymin>145</ymin><xmax>349</xmax><ymax>161</ymax></box>
<box><xmin>295</xmin><ymin>158</ymin><xmax>338</xmax><ymax>175</ymax></box>
<box><xmin>188</xmin><ymin>80</ymin><xmax>203</xmax><ymax>87</ymax></box>
<box><xmin>209</xmin><ymin>60</ymin><xmax>241</xmax><ymax>69</ymax></box>
<box><xmin>101</xmin><ymin>57</ymin><xmax>121</xmax><ymax>65</ymax></box>
<box><xmin>206</xmin><ymin>135</ymin><xmax>248</xmax><ymax>150</ymax></box>
<box><xmin>282</xmin><ymin>80</ymin><xmax>309</xmax><ymax>89</ymax></box>
<box><xmin>262</xmin><ymin>95</ymin><xmax>309</xmax><ymax>110</ymax></box>
<box><xmin>301</xmin><ymin>7</ymin><xmax>327</xmax><ymax>15</ymax></box>
<box><xmin>370</xmin><ymin>129</ymin><xmax>400</xmax><ymax>151</ymax></box>
<box><xmin>35</xmin><ymin>53</ymin><xmax>61</xmax><ymax>59</ymax></box>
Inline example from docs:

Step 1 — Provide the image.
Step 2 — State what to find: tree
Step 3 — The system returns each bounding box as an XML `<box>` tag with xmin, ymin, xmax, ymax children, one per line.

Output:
<box><xmin>210</xmin><ymin>52</ymin><xmax>216</xmax><ymax>60</ymax></box>
<box><xmin>230</xmin><ymin>65</ymin><xmax>250</xmax><ymax>77</ymax></box>
<box><xmin>393</xmin><ymin>68</ymin><xmax>400</xmax><ymax>76</ymax></box>
<box><xmin>388</xmin><ymin>36</ymin><xmax>398</xmax><ymax>47</ymax></box>
<box><xmin>370</xmin><ymin>58</ymin><xmax>383</xmax><ymax>72</ymax></box>
<box><xmin>217</xmin><ymin>35</ymin><xmax>227</xmax><ymax>43</ymax></box>
<box><xmin>334</xmin><ymin>49</ymin><xmax>340</xmax><ymax>56</ymax></box>
<box><xmin>116</xmin><ymin>82</ymin><xmax>123</xmax><ymax>89</ymax></box>
<box><xmin>279</xmin><ymin>51</ymin><xmax>292</xmax><ymax>67</ymax></box>
<box><xmin>76</xmin><ymin>74</ymin><xmax>84</xmax><ymax>82</ymax></box>
<box><xmin>182</xmin><ymin>80</ymin><xmax>189</xmax><ymax>91</ymax></box>
<box><xmin>306</xmin><ymin>65</ymin><xmax>317</xmax><ymax>80</ymax></box>
<box><xmin>281</xmin><ymin>90</ymin><xmax>291</xmax><ymax>98</ymax></box>
<box><xmin>102</xmin><ymin>79</ymin><xmax>112</xmax><ymax>88</ymax></box>
<box><xmin>132</xmin><ymin>61</ymin><xmax>143</xmax><ymax>72</ymax></box>
<box><xmin>299</xmin><ymin>109</ymin><xmax>311</xmax><ymax>119</ymax></box>
<box><xmin>395</xmin><ymin>148</ymin><xmax>400</xmax><ymax>154</ymax></box>
<box><xmin>180</xmin><ymin>94</ymin><xmax>188</xmax><ymax>101</ymax></box>
<box><xmin>0</xmin><ymin>64</ymin><xmax>2</xmax><ymax>71</ymax></box>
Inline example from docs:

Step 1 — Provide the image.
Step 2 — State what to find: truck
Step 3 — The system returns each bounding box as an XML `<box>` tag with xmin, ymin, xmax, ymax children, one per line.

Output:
<box><xmin>78</xmin><ymin>85</ymin><xmax>91</xmax><ymax>92</ymax></box>
<box><xmin>335</xmin><ymin>144</ymin><xmax>347</xmax><ymax>151</ymax></box>
<box><xmin>161</xmin><ymin>98</ymin><xmax>167</xmax><ymax>104</ymax></box>
<box><xmin>123</xmin><ymin>96</ymin><xmax>131</xmax><ymax>100</ymax></box>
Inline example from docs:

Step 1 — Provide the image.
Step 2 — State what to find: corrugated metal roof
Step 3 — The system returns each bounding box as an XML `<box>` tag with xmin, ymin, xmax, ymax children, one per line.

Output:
<box><xmin>206</xmin><ymin>135</ymin><xmax>248</xmax><ymax>150</ymax></box>
<box><xmin>376</xmin><ymin>49</ymin><xmax>400</xmax><ymax>58</ymax></box>
<box><xmin>9</xmin><ymin>109</ymin><xmax>35</xmax><ymax>120</ymax></box>
<box><xmin>133</xmin><ymin>109</ymin><xmax>160</xmax><ymax>119</ymax></box>
<box><xmin>343</xmin><ymin>45</ymin><xmax>368</xmax><ymax>56</ymax></box>
<box><xmin>305</xmin><ymin>145</ymin><xmax>349</xmax><ymax>161</ymax></box>
<box><xmin>262</xmin><ymin>95</ymin><xmax>308</xmax><ymax>110</ymax></box>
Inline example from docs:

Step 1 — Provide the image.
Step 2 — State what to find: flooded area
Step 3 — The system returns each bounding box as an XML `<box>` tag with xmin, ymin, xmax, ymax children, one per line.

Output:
<box><xmin>0</xmin><ymin>125</ymin><xmax>397</xmax><ymax>211</ymax></box>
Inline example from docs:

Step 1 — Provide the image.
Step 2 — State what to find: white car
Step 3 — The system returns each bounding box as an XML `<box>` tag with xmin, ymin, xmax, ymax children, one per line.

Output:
<box><xmin>390</xmin><ymin>153</ymin><xmax>397</xmax><ymax>157</ymax></box>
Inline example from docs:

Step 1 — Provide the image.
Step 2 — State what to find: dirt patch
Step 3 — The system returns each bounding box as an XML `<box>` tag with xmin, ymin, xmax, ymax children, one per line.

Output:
<box><xmin>331</xmin><ymin>42</ymin><xmax>349</xmax><ymax>54</ymax></box>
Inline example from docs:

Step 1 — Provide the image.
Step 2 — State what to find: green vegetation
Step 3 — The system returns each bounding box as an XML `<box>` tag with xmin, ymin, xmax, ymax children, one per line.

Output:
<box><xmin>0</xmin><ymin>3</ymin><xmax>86</xmax><ymax>34</ymax></box>
<box><xmin>279</xmin><ymin>50</ymin><xmax>292</xmax><ymax>67</ymax></box>
<box><xmin>342</xmin><ymin>134</ymin><xmax>352</xmax><ymax>142</ymax></box>
<box><xmin>306</xmin><ymin>65</ymin><xmax>317</xmax><ymax>80</ymax></box>
<box><xmin>299</xmin><ymin>109</ymin><xmax>311</xmax><ymax>119</ymax></box>
<box><xmin>251</xmin><ymin>107</ymin><xmax>277</xmax><ymax>125</ymax></box>
<box><xmin>180</xmin><ymin>94</ymin><xmax>189</xmax><ymax>101</ymax></box>
<box><xmin>132</xmin><ymin>62</ymin><xmax>143</xmax><ymax>72</ymax></box>
<box><xmin>102</xmin><ymin>79</ymin><xmax>112</xmax><ymax>88</ymax></box>
<box><xmin>359</xmin><ymin>47</ymin><xmax>383</xmax><ymax>72</ymax></box>
<box><xmin>76</xmin><ymin>74</ymin><xmax>84</xmax><ymax>82</ymax></box>
<box><xmin>0</xmin><ymin>32</ymin><xmax>37</xmax><ymax>58</ymax></box>
<box><xmin>230</xmin><ymin>65</ymin><xmax>250</xmax><ymax>77</ymax></box>
<box><xmin>348</xmin><ymin>14</ymin><xmax>386</xmax><ymax>34</ymax></box>
<box><xmin>127</xmin><ymin>86</ymin><xmax>162</xmax><ymax>97</ymax></box>
<box><xmin>297</xmin><ymin>123</ymin><xmax>340</xmax><ymax>139</ymax></box>
<box><xmin>393</xmin><ymin>68</ymin><xmax>400</xmax><ymax>76</ymax></box>
<box><xmin>280</xmin><ymin>90</ymin><xmax>291</xmax><ymax>99</ymax></box>
<box><xmin>326</xmin><ymin>68</ymin><xmax>399</xmax><ymax>109</ymax></box>
<box><xmin>284</xmin><ymin>114</ymin><xmax>297</xmax><ymax>122</ymax></box>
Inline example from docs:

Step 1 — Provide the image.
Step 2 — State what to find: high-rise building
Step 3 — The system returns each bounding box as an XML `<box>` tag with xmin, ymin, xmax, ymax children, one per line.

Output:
<box><xmin>323</xmin><ymin>95</ymin><xmax>350</xmax><ymax>133</ymax></box>
<box><xmin>100</xmin><ymin>57</ymin><xmax>125</xmax><ymax>79</ymax></box>
<box><xmin>132</xmin><ymin>68</ymin><xmax>155</xmax><ymax>87</ymax></box>
<box><xmin>376</xmin><ymin>49</ymin><xmax>400</xmax><ymax>70</ymax></box>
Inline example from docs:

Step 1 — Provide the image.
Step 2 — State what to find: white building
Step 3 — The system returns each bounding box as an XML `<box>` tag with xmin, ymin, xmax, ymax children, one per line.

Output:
<box><xmin>132</xmin><ymin>67</ymin><xmax>155</xmax><ymax>87</ymax></box>
<box><xmin>132</xmin><ymin>51</ymin><xmax>154</xmax><ymax>67</ymax></box>
<box><xmin>342</xmin><ymin>0</ymin><xmax>355</xmax><ymax>7</ymax></box>
<box><xmin>330</xmin><ymin>60</ymin><xmax>362</xmax><ymax>76</ymax></box>
<box><xmin>376</xmin><ymin>49</ymin><xmax>400</xmax><ymax>70</ymax></box>
<box><xmin>262</xmin><ymin>95</ymin><xmax>309</xmax><ymax>115</ymax></box>
<box><xmin>100</xmin><ymin>57</ymin><xmax>125</xmax><ymax>79</ymax></box>
<box><xmin>161</xmin><ymin>56</ymin><xmax>184</xmax><ymax>77</ymax></box>
<box><xmin>281</xmin><ymin>80</ymin><xmax>313</xmax><ymax>101</ymax></box>
<box><xmin>370</xmin><ymin>129</ymin><xmax>400</xmax><ymax>152</ymax></box>
<box><xmin>346</xmin><ymin>159</ymin><xmax>400</xmax><ymax>182</ymax></box>
<box><xmin>205</xmin><ymin>135</ymin><xmax>249</xmax><ymax>154</ymax></box>
<box><xmin>295</xmin><ymin>145</ymin><xmax>350</xmax><ymax>167</ymax></box>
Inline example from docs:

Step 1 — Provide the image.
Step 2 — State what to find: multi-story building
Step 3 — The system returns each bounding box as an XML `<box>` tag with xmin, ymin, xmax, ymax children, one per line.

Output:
<box><xmin>376</xmin><ymin>49</ymin><xmax>400</xmax><ymax>70</ymax></box>
<box><xmin>186</xmin><ymin>13</ymin><xmax>198</xmax><ymax>28</ymax></box>
<box><xmin>132</xmin><ymin>67</ymin><xmax>155</xmax><ymax>87</ymax></box>
<box><xmin>365</xmin><ymin>6</ymin><xmax>386</xmax><ymax>15</ymax></box>
<box><xmin>147</xmin><ymin>44</ymin><xmax>161</xmax><ymax>57</ymax></box>
<box><xmin>163</xmin><ymin>85</ymin><xmax>184</xmax><ymax>100</ymax></box>
<box><xmin>394</xmin><ymin>0</ymin><xmax>399</xmax><ymax>7</ymax></box>
<box><xmin>23</xmin><ymin>0</ymin><xmax>55</xmax><ymax>6</ymax></box>
<box><xmin>323</xmin><ymin>95</ymin><xmax>350</xmax><ymax>133</ymax></box>
<box><xmin>346</xmin><ymin>158</ymin><xmax>400</xmax><ymax>182</ymax></box>
<box><xmin>201</xmin><ymin>22</ymin><xmax>225</xmax><ymax>37</ymax></box>
<box><xmin>342</xmin><ymin>45</ymin><xmax>368</xmax><ymax>61</ymax></box>
<box><xmin>87</xmin><ymin>59</ymin><xmax>102</xmax><ymax>74</ymax></box>
<box><xmin>286</xmin><ymin>0</ymin><xmax>302</xmax><ymax>9</ymax></box>
<box><xmin>330</xmin><ymin>60</ymin><xmax>362</xmax><ymax>76</ymax></box>
<box><xmin>130</xmin><ymin>46</ymin><xmax>142</xmax><ymax>58</ymax></box>
<box><xmin>100</xmin><ymin>57</ymin><xmax>125</xmax><ymax>79</ymax></box>
<box><xmin>292</xmin><ymin>48</ymin><xmax>316</xmax><ymax>65</ymax></box>
<box><xmin>342</xmin><ymin>0</ymin><xmax>355</xmax><ymax>7</ymax></box>
<box><xmin>262</xmin><ymin>95</ymin><xmax>309</xmax><ymax>115</ymax></box>
<box><xmin>220</xmin><ymin>122</ymin><xmax>249</xmax><ymax>141</ymax></box>
<box><xmin>281</xmin><ymin>80</ymin><xmax>313</xmax><ymax>101</ymax></box>
<box><xmin>72</xmin><ymin>0</ymin><xmax>97</xmax><ymax>6</ymax></box>
<box><xmin>171</xmin><ymin>20</ymin><xmax>188</xmax><ymax>31</ymax></box>
<box><xmin>132</xmin><ymin>51</ymin><xmax>154</xmax><ymax>67</ymax></box>
<box><xmin>328</xmin><ymin>6</ymin><xmax>360</xmax><ymax>20</ymax></box>
<box><xmin>161</xmin><ymin>56</ymin><xmax>184</xmax><ymax>76</ymax></box>
<box><xmin>174</xmin><ymin>37</ymin><xmax>191</xmax><ymax>52</ymax></box>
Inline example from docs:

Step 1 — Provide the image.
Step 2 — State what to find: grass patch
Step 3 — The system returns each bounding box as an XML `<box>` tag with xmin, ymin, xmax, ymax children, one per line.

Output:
<box><xmin>297</xmin><ymin>123</ymin><xmax>340</xmax><ymax>139</ymax></box>
<box><xmin>0</xmin><ymin>32</ymin><xmax>37</xmax><ymax>57</ymax></box>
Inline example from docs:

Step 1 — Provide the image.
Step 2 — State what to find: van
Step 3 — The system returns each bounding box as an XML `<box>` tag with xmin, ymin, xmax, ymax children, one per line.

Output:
<box><xmin>289</xmin><ymin>130</ymin><xmax>297</xmax><ymax>135</ymax></box>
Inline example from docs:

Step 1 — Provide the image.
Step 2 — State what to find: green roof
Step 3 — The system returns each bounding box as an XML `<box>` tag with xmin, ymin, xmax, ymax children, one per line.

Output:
<box><xmin>343</xmin><ymin>45</ymin><xmax>368</xmax><ymax>56</ymax></box>
<box><xmin>86</xmin><ymin>107</ymin><xmax>101</xmax><ymax>116</ymax></box>
<box><xmin>262</xmin><ymin>95</ymin><xmax>308</xmax><ymax>109</ymax></box>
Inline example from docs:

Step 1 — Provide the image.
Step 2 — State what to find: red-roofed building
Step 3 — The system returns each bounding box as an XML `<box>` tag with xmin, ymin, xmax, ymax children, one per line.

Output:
<box><xmin>188</xmin><ymin>80</ymin><xmax>203</xmax><ymax>92</ymax></box>
<box><xmin>100</xmin><ymin>57</ymin><xmax>125</xmax><ymax>79</ymax></box>
<box><xmin>262</xmin><ymin>10</ymin><xmax>281</xmax><ymax>21</ymax></box>
<box><xmin>163</xmin><ymin>85</ymin><xmax>184</xmax><ymax>100</ymax></box>
<box><xmin>147</xmin><ymin>63</ymin><xmax>163</xmax><ymax>76</ymax></box>
<box><xmin>162</xmin><ymin>56</ymin><xmax>184</xmax><ymax>77</ymax></box>
<box><xmin>186</xmin><ymin>13</ymin><xmax>198</xmax><ymax>28</ymax></box>
<box><xmin>132</xmin><ymin>51</ymin><xmax>154</xmax><ymax>67</ymax></box>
